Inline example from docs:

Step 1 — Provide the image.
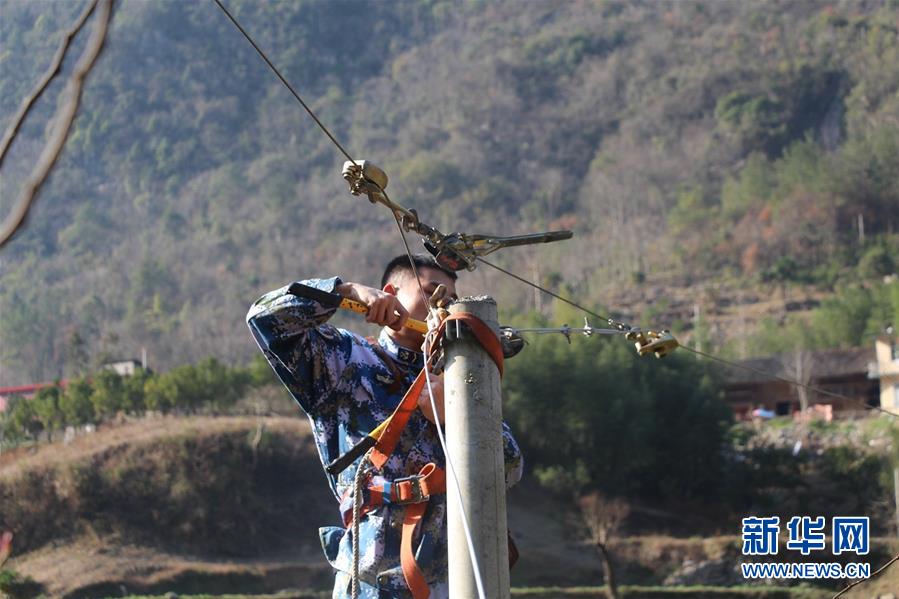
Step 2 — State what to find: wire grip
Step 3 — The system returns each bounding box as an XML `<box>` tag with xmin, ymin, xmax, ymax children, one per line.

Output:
<box><xmin>626</xmin><ymin>329</ymin><xmax>680</xmax><ymax>358</ymax></box>
<box><xmin>342</xmin><ymin>159</ymin><xmax>389</xmax><ymax>203</ymax></box>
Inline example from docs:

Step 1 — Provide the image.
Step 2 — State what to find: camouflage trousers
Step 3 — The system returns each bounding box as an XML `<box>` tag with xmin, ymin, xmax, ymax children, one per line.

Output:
<box><xmin>332</xmin><ymin>570</ymin><xmax>449</xmax><ymax>599</ymax></box>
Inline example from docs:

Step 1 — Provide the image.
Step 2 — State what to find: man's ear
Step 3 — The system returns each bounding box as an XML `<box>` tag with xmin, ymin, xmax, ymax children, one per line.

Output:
<box><xmin>382</xmin><ymin>282</ymin><xmax>398</xmax><ymax>295</ymax></box>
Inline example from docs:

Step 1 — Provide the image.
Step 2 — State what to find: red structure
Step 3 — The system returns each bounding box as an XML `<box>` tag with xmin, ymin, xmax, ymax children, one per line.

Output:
<box><xmin>0</xmin><ymin>381</ymin><xmax>68</xmax><ymax>412</ymax></box>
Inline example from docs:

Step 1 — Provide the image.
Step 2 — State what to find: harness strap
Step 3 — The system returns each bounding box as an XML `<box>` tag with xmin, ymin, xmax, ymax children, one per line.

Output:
<box><xmin>340</xmin><ymin>463</ymin><xmax>447</xmax><ymax>599</ymax></box>
<box><xmin>369</xmin><ymin>369</ymin><xmax>427</xmax><ymax>470</ymax></box>
<box><xmin>351</xmin><ymin>312</ymin><xmax>504</xmax><ymax>597</ymax></box>
<box><xmin>438</xmin><ymin>312</ymin><xmax>505</xmax><ymax>376</ymax></box>
<box><xmin>340</xmin><ymin>463</ymin><xmax>447</xmax><ymax>525</ymax></box>
<box><xmin>399</xmin><ymin>464</ymin><xmax>445</xmax><ymax>599</ymax></box>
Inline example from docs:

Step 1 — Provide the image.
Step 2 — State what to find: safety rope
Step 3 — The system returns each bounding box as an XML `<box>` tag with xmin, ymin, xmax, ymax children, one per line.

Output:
<box><xmin>351</xmin><ymin>447</ymin><xmax>374</xmax><ymax>599</ymax></box>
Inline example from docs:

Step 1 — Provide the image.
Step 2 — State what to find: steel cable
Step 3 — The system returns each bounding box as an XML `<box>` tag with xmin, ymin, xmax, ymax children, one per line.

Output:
<box><xmin>478</xmin><ymin>257</ymin><xmax>897</xmax><ymax>418</ymax></box>
<box><xmin>212</xmin><ymin>0</ymin><xmax>357</xmax><ymax>165</ymax></box>
<box><xmin>213</xmin><ymin>3</ymin><xmax>489</xmax><ymax>593</ymax></box>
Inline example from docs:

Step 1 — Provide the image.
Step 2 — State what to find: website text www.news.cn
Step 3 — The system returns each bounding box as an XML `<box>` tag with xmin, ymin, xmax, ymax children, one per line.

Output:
<box><xmin>741</xmin><ymin>516</ymin><xmax>870</xmax><ymax>580</ymax></box>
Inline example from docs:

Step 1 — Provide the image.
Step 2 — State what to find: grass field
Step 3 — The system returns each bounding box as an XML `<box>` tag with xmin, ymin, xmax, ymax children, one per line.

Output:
<box><xmin>115</xmin><ymin>586</ymin><xmax>837</xmax><ymax>599</ymax></box>
<box><xmin>4</xmin><ymin>416</ymin><xmax>896</xmax><ymax>599</ymax></box>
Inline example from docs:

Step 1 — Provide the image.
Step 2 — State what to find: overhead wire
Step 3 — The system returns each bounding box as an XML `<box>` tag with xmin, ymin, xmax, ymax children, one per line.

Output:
<box><xmin>211</xmin><ymin>0</ymin><xmax>356</xmax><ymax>165</ymax></box>
<box><xmin>214</xmin><ymin>0</ymin><xmax>895</xmax><ymax>424</ymax></box>
<box><xmin>212</xmin><ymin>3</ymin><xmax>896</xmax><ymax>596</ymax></box>
<box><xmin>477</xmin><ymin>256</ymin><xmax>614</xmax><ymax>324</ymax></box>
<box><xmin>680</xmin><ymin>345</ymin><xmax>897</xmax><ymax>418</ymax></box>
<box><xmin>212</xmin><ymin>2</ymin><xmax>487</xmax><ymax>595</ymax></box>
<box><xmin>479</xmin><ymin>257</ymin><xmax>898</xmax><ymax>418</ymax></box>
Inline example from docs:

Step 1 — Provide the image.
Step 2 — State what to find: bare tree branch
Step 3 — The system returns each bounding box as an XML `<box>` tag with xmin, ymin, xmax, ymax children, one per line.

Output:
<box><xmin>579</xmin><ymin>492</ymin><xmax>630</xmax><ymax>599</ymax></box>
<box><xmin>0</xmin><ymin>0</ymin><xmax>99</xmax><ymax>167</ymax></box>
<box><xmin>0</xmin><ymin>530</ymin><xmax>12</xmax><ymax>568</ymax></box>
<box><xmin>0</xmin><ymin>0</ymin><xmax>113</xmax><ymax>249</ymax></box>
<box><xmin>832</xmin><ymin>552</ymin><xmax>899</xmax><ymax>599</ymax></box>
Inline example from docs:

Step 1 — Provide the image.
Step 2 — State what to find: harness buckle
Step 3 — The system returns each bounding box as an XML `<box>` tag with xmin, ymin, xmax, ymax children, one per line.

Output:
<box><xmin>393</xmin><ymin>474</ymin><xmax>427</xmax><ymax>504</ymax></box>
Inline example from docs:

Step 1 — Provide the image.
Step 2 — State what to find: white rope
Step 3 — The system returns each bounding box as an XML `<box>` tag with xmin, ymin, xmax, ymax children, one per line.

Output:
<box><xmin>351</xmin><ymin>448</ymin><xmax>373</xmax><ymax>599</ymax></box>
<box><xmin>392</xmin><ymin>214</ymin><xmax>487</xmax><ymax>598</ymax></box>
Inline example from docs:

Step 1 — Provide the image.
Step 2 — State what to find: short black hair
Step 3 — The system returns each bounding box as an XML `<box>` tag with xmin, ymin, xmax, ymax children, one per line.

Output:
<box><xmin>380</xmin><ymin>254</ymin><xmax>458</xmax><ymax>288</ymax></box>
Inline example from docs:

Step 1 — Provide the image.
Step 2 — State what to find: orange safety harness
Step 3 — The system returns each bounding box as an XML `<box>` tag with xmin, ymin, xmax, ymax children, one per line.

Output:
<box><xmin>345</xmin><ymin>312</ymin><xmax>505</xmax><ymax>599</ymax></box>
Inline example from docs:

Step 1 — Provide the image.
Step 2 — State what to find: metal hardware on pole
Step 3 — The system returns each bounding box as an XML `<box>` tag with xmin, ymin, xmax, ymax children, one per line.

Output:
<box><xmin>444</xmin><ymin>297</ymin><xmax>510</xmax><ymax>599</ymax></box>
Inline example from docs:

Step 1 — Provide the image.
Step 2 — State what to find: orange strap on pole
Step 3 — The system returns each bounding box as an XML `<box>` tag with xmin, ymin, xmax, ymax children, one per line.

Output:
<box><xmin>370</xmin><ymin>312</ymin><xmax>503</xmax><ymax>470</ymax></box>
<box><xmin>439</xmin><ymin>312</ymin><xmax>505</xmax><ymax>376</ymax></box>
<box><xmin>366</xmin><ymin>313</ymin><xmax>503</xmax><ymax>598</ymax></box>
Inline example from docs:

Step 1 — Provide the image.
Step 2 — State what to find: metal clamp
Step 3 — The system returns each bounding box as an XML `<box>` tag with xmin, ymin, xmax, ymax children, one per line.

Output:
<box><xmin>392</xmin><ymin>474</ymin><xmax>426</xmax><ymax>504</ymax></box>
<box><xmin>626</xmin><ymin>329</ymin><xmax>679</xmax><ymax>358</ymax></box>
<box><xmin>342</xmin><ymin>160</ymin><xmax>389</xmax><ymax>203</ymax></box>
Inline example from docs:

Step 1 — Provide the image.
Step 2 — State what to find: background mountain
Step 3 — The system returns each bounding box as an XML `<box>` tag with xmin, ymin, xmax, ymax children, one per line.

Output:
<box><xmin>1</xmin><ymin>0</ymin><xmax>898</xmax><ymax>385</ymax></box>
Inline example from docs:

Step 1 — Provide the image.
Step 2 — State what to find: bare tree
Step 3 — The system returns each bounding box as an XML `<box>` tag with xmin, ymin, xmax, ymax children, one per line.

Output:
<box><xmin>578</xmin><ymin>492</ymin><xmax>631</xmax><ymax>599</ymax></box>
<box><xmin>783</xmin><ymin>347</ymin><xmax>813</xmax><ymax>415</ymax></box>
<box><xmin>0</xmin><ymin>0</ymin><xmax>114</xmax><ymax>248</ymax></box>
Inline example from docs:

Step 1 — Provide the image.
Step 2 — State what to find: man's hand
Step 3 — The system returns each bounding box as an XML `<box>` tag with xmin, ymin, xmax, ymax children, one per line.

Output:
<box><xmin>336</xmin><ymin>282</ymin><xmax>409</xmax><ymax>331</ymax></box>
<box><xmin>417</xmin><ymin>374</ymin><xmax>445</xmax><ymax>425</ymax></box>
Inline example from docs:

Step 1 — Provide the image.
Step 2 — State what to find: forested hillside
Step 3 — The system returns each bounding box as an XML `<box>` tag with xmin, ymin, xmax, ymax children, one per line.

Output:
<box><xmin>1</xmin><ymin>0</ymin><xmax>898</xmax><ymax>385</ymax></box>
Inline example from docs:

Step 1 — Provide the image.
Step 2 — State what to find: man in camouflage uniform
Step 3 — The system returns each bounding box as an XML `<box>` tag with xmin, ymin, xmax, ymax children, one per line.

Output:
<box><xmin>247</xmin><ymin>254</ymin><xmax>523</xmax><ymax>599</ymax></box>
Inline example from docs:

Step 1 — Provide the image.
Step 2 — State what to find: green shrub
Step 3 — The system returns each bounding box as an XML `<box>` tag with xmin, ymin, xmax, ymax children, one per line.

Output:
<box><xmin>0</xmin><ymin>568</ymin><xmax>44</xmax><ymax>599</ymax></box>
<box><xmin>858</xmin><ymin>244</ymin><xmax>895</xmax><ymax>278</ymax></box>
<box><xmin>59</xmin><ymin>378</ymin><xmax>95</xmax><ymax>425</ymax></box>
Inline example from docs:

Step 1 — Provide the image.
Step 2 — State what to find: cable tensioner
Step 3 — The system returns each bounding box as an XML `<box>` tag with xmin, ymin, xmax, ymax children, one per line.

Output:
<box><xmin>342</xmin><ymin>160</ymin><xmax>573</xmax><ymax>272</ymax></box>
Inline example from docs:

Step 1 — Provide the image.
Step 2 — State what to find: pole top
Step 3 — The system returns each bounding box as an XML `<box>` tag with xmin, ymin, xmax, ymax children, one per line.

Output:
<box><xmin>448</xmin><ymin>296</ymin><xmax>498</xmax><ymax>325</ymax></box>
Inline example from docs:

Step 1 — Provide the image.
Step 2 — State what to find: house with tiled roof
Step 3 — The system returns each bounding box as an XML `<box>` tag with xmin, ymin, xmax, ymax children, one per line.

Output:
<box><xmin>723</xmin><ymin>347</ymin><xmax>879</xmax><ymax>420</ymax></box>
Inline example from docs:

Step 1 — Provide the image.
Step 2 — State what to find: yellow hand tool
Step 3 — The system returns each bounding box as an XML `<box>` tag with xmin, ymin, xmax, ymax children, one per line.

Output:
<box><xmin>288</xmin><ymin>282</ymin><xmax>428</xmax><ymax>334</ymax></box>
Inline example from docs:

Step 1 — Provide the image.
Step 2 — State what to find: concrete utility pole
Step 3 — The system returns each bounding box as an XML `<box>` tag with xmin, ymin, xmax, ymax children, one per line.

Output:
<box><xmin>444</xmin><ymin>296</ymin><xmax>510</xmax><ymax>599</ymax></box>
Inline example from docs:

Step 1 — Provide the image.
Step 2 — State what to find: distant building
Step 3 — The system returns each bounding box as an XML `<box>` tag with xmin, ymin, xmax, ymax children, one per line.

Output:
<box><xmin>870</xmin><ymin>334</ymin><xmax>899</xmax><ymax>415</ymax></box>
<box><xmin>102</xmin><ymin>359</ymin><xmax>149</xmax><ymax>377</ymax></box>
<box><xmin>0</xmin><ymin>358</ymin><xmax>150</xmax><ymax>413</ymax></box>
<box><xmin>0</xmin><ymin>381</ymin><xmax>67</xmax><ymax>413</ymax></box>
<box><xmin>724</xmin><ymin>347</ymin><xmax>879</xmax><ymax>420</ymax></box>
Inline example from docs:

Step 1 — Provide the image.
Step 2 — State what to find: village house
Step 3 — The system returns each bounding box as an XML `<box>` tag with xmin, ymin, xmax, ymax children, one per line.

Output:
<box><xmin>0</xmin><ymin>358</ymin><xmax>149</xmax><ymax>412</ymax></box>
<box><xmin>871</xmin><ymin>333</ymin><xmax>899</xmax><ymax>415</ymax></box>
<box><xmin>724</xmin><ymin>334</ymin><xmax>899</xmax><ymax>419</ymax></box>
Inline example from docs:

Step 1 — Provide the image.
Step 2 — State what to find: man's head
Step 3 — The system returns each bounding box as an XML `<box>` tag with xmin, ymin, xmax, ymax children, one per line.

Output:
<box><xmin>380</xmin><ymin>254</ymin><xmax>458</xmax><ymax>324</ymax></box>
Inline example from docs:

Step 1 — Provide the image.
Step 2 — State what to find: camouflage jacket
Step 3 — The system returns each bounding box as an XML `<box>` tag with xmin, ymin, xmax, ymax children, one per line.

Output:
<box><xmin>246</xmin><ymin>277</ymin><xmax>523</xmax><ymax>597</ymax></box>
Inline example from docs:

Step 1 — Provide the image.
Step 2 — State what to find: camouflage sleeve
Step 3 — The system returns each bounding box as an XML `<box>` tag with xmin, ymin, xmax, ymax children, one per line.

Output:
<box><xmin>246</xmin><ymin>277</ymin><xmax>353</xmax><ymax>416</ymax></box>
<box><xmin>501</xmin><ymin>421</ymin><xmax>523</xmax><ymax>489</ymax></box>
